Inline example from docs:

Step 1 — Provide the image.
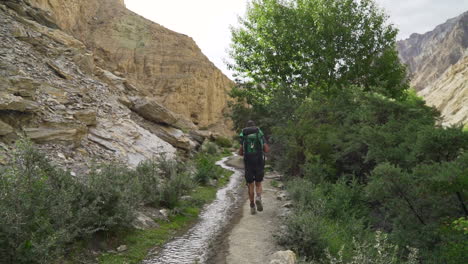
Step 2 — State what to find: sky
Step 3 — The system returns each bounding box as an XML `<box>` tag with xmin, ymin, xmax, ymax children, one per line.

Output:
<box><xmin>124</xmin><ymin>0</ymin><xmax>468</xmax><ymax>79</ymax></box>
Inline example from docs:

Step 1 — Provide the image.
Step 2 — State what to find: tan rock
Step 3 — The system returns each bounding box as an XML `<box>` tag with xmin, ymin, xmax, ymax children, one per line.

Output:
<box><xmin>73</xmin><ymin>52</ymin><xmax>94</xmax><ymax>75</ymax></box>
<box><xmin>398</xmin><ymin>11</ymin><xmax>468</xmax><ymax>126</ymax></box>
<box><xmin>88</xmin><ymin>118</ymin><xmax>176</xmax><ymax>167</ymax></box>
<box><xmin>189</xmin><ymin>129</ymin><xmax>212</xmax><ymax>144</ymax></box>
<box><xmin>28</xmin><ymin>0</ymin><xmax>234</xmax><ymax>134</ymax></box>
<box><xmin>269</xmin><ymin>250</ymin><xmax>296</xmax><ymax>264</ymax></box>
<box><xmin>0</xmin><ymin>92</ymin><xmax>39</xmax><ymax>112</ymax></box>
<box><xmin>74</xmin><ymin>110</ymin><xmax>97</xmax><ymax>126</ymax></box>
<box><xmin>419</xmin><ymin>56</ymin><xmax>468</xmax><ymax>125</ymax></box>
<box><xmin>0</xmin><ymin>120</ymin><xmax>14</xmax><ymax>136</ymax></box>
<box><xmin>7</xmin><ymin>76</ymin><xmax>40</xmax><ymax>97</ymax></box>
<box><xmin>24</xmin><ymin>126</ymin><xmax>86</xmax><ymax>144</ymax></box>
<box><xmin>151</xmin><ymin>125</ymin><xmax>198</xmax><ymax>150</ymax></box>
<box><xmin>46</xmin><ymin>61</ymin><xmax>72</xmax><ymax>80</ymax></box>
<box><xmin>131</xmin><ymin>96</ymin><xmax>196</xmax><ymax>130</ymax></box>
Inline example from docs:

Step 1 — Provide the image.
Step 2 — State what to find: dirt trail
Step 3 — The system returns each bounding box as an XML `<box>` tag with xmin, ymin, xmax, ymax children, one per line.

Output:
<box><xmin>215</xmin><ymin>156</ymin><xmax>284</xmax><ymax>264</ymax></box>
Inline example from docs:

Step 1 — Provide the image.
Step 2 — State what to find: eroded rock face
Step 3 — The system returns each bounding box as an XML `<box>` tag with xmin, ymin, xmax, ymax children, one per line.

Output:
<box><xmin>397</xmin><ymin>11</ymin><xmax>468</xmax><ymax>91</ymax></box>
<box><xmin>397</xmin><ymin>11</ymin><xmax>468</xmax><ymax>126</ymax></box>
<box><xmin>27</xmin><ymin>0</ymin><xmax>234</xmax><ymax>133</ymax></box>
<box><xmin>0</xmin><ymin>2</ymin><xmax>177</xmax><ymax>171</ymax></box>
<box><xmin>419</xmin><ymin>56</ymin><xmax>468</xmax><ymax>125</ymax></box>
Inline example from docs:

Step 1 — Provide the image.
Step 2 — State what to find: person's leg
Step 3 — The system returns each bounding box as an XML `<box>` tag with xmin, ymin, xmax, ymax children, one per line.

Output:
<box><xmin>255</xmin><ymin>181</ymin><xmax>263</xmax><ymax>199</ymax></box>
<box><xmin>248</xmin><ymin>182</ymin><xmax>255</xmax><ymax>204</ymax></box>
<box><xmin>245</xmin><ymin>160</ymin><xmax>257</xmax><ymax>214</ymax></box>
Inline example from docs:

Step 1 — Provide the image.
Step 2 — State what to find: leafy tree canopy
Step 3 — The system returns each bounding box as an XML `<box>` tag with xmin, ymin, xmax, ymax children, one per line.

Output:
<box><xmin>229</xmin><ymin>0</ymin><xmax>409</xmax><ymax>107</ymax></box>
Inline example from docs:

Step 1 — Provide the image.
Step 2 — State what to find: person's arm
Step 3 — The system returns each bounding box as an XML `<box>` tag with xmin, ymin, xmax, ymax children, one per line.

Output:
<box><xmin>263</xmin><ymin>142</ymin><xmax>270</xmax><ymax>153</ymax></box>
<box><xmin>238</xmin><ymin>131</ymin><xmax>244</xmax><ymax>156</ymax></box>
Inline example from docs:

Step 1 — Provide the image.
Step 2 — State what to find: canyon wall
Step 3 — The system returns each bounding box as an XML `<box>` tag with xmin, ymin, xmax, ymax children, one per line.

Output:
<box><xmin>397</xmin><ymin>11</ymin><xmax>468</xmax><ymax>125</ymax></box>
<box><xmin>28</xmin><ymin>0</ymin><xmax>234</xmax><ymax>131</ymax></box>
<box><xmin>0</xmin><ymin>0</ymin><xmax>233</xmax><ymax>171</ymax></box>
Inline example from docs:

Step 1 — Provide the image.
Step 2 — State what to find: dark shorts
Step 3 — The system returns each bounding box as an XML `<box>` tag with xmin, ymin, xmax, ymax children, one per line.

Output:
<box><xmin>244</xmin><ymin>154</ymin><xmax>264</xmax><ymax>183</ymax></box>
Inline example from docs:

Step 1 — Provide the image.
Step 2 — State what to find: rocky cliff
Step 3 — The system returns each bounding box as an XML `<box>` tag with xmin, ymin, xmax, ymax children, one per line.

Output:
<box><xmin>0</xmin><ymin>0</ymin><xmax>232</xmax><ymax>171</ymax></box>
<box><xmin>27</xmin><ymin>0</ymin><xmax>234</xmax><ymax>131</ymax></box>
<box><xmin>397</xmin><ymin>11</ymin><xmax>468</xmax><ymax>125</ymax></box>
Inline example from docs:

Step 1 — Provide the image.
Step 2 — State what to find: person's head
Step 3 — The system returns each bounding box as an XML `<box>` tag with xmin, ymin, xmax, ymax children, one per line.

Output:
<box><xmin>246</xmin><ymin>120</ymin><xmax>256</xmax><ymax>127</ymax></box>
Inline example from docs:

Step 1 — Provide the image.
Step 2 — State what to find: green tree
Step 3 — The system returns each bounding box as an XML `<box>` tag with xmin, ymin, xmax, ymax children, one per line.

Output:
<box><xmin>229</xmin><ymin>0</ymin><xmax>408</xmax><ymax>111</ymax></box>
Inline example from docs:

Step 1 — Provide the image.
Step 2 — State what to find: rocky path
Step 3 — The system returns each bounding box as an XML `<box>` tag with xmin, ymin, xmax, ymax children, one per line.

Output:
<box><xmin>225</xmin><ymin>178</ymin><xmax>283</xmax><ymax>264</ymax></box>
<box><xmin>213</xmin><ymin>156</ymin><xmax>295</xmax><ymax>264</ymax></box>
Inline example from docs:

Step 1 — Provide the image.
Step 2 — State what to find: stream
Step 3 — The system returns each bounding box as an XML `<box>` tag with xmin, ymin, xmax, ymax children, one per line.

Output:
<box><xmin>142</xmin><ymin>156</ymin><xmax>244</xmax><ymax>264</ymax></box>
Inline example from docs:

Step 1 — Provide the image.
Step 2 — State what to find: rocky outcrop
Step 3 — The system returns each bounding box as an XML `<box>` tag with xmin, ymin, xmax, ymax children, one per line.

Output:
<box><xmin>0</xmin><ymin>2</ymin><xmax>178</xmax><ymax>171</ymax></box>
<box><xmin>397</xmin><ymin>11</ymin><xmax>468</xmax><ymax>126</ymax></box>
<box><xmin>397</xmin><ymin>11</ymin><xmax>468</xmax><ymax>91</ymax></box>
<box><xmin>27</xmin><ymin>0</ymin><xmax>234</xmax><ymax>133</ymax></box>
<box><xmin>419</xmin><ymin>56</ymin><xmax>468</xmax><ymax>125</ymax></box>
<box><xmin>0</xmin><ymin>0</ymin><xmax>232</xmax><ymax>171</ymax></box>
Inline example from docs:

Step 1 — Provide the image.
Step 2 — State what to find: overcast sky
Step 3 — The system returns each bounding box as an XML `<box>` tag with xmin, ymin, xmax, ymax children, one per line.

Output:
<box><xmin>124</xmin><ymin>0</ymin><xmax>468</xmax><ymax>79</ymax></box>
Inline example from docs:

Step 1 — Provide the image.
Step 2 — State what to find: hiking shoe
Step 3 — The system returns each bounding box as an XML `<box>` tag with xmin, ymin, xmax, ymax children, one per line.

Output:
<box><xmin>255</xmin><ymin>197</ymin><xmax>263</xmax><ymax>212</ymax></box>
<box><xmin>250</xmin><ymin>202</ymin><xmax>256</xmax><ymax>215</ymax></box>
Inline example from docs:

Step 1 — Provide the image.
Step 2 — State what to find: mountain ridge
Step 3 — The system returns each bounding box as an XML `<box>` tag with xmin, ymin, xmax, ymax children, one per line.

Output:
<box><xmin>397</xmin><ymin>10</ymin><xmax>468</xmax><ymax>125</ymax></box>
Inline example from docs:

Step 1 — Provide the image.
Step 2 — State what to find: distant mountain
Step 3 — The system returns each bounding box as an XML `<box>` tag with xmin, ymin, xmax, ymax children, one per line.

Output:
<box><xmin>397</xmin><ymin>11</ymin><xmax>468</xmax><ymax>125</ymax></box>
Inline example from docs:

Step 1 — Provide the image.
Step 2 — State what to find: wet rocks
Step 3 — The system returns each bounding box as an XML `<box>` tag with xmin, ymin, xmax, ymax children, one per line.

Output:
<box><xmin>269</xmin><ymin>250</ymin><xmax>296</xmax><ymax>264</ymax></box>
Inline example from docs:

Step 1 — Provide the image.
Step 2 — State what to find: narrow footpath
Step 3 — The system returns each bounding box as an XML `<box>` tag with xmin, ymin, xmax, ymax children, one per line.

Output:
<box><xmin>213</xmin><ymin>156</ymin><xmax>289</xmax><ymax>264</ymax></box>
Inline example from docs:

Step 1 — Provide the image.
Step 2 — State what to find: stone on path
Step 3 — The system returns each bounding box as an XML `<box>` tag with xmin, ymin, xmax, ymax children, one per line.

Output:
<box><xmin>269</xmin><ymin>250</ymin><xmax>297</xmax><ymax>264</ymax></box>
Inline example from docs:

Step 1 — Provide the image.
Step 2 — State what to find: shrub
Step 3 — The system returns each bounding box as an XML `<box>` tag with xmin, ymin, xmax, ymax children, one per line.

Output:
<box><xmin>84</xmin><ymin>164</ymin><xmax>141</xmax><ymax>231</ymax></box>
<box><xmin>193</xmin><ymin>154</ymin><xmax>223</xmax><ymax>185</ymax></box>
<box><xmin>0</xmin><ymin>140</ymin><xmax>88</xmax><ymax>263</ymax></box>
<box><xmin>135</xmin><ymin>159</ymin><xmax>161</xmax><ymax>206</ymax></box>
<box><xmin>159</xmin><ymin>172</ymin><xmax>194</xmax><ymax>209</ymax></box>
<box><xmin>320</xmin><ymin>232</ymin><xmax>419</xmax><ymax>264</ymax></box>
<box><xmin>215</xmin><ymin>136</ymin><xmax>233</xmax><ymax>148</ymax></box>
<box><xmin>0</xmin><ymin>140</ymin><xmax>197</xmax><ymax>263</ymax></box>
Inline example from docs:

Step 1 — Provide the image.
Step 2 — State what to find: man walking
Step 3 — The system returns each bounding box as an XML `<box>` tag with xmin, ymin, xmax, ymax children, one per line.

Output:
<box><xmin>238</xmin><ymin>120</ymin><xmax>270</xmax><ymax>215</ymax></box>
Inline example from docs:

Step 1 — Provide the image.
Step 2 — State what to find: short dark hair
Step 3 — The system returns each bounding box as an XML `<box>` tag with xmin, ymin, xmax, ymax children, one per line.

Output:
<box><xmin>246</xmin><ymin>120</ymin><xmax>256</xmax><ymax>127</ymax></box>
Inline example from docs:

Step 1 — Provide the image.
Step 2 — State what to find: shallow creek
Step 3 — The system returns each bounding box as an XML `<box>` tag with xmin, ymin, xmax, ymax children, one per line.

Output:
<box><xmin>142</xmin><ymin>156</ymin><xmax>244</xmax><ymax>264</ymax></box>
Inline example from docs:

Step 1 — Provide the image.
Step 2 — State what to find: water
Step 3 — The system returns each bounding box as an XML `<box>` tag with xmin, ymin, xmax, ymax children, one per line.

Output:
<box><xmin>143</xmin><ymin>156</ymin><xmax>244</xmax><ymax>264</ymax></box>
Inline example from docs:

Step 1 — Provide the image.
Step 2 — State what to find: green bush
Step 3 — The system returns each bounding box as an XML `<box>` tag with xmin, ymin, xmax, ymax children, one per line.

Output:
<box><xmin>0</xmin><ymin>139</ymin><xmax>197</xmax><ymax>263</ymax></box>
<box><xmin>193</xmin><ymin>154</ymin><xmax>223</xmax><ymax>185</ymax></box>
<box><xmin>319</xmin><ymin>232</ymin><xmax>419</xmax><ymax>264</ymax></box>
<box><xmin>215</xmin><ymin>136</ymin><xmax>233</xmax><ymax>148</ymax></box>
<box><xmin>0</xmin><ymin>140</ymin><xmax>89</xmax><ymax>263</ymax></box>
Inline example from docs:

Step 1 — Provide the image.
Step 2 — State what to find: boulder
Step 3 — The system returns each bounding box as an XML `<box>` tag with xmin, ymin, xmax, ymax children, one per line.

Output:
<box><xmin>131</xmin><ymin>96</ymin><xmax>196</xmax><ymax>130</ymax></box>
<box><xmin>0</xmin><ymin>92</ymin><xmax>39</xmax><ymax>112</ymax></box>
<box><xmin>132</xmin><ymin>212</ymin><xmax>159</xmax><ymax>230</ymax></box>
<box><xmin>189</xmin><ymin>129</ymin><xmax>212</xmax><ymax>144</ymax></box>
<box><xmin>0</xmin><ymin>120</ymin><xmax>14</xmax><ymax>136</ymax></box>
<box><xmin>151</xmin><ymin>125</ymin><xmax>197</xmax><ymax>150</ymax></box>
<box><xmin>269</xmin><ymin>250</ymin><xmax>296</xmax><ymax>264</ymax></box>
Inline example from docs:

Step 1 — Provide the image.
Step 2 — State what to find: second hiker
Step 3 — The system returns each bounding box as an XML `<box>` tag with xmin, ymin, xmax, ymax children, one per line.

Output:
<box><xmin>238</xmin><ymin>120</ymin><xmax>270</xmax><ymax>215</ymax></box>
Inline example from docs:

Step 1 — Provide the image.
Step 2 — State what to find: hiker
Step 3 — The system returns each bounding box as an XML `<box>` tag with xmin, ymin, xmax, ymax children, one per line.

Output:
<box><xmin>238</xmin><ymin>120</ymin><xmax>270</xmax><ymax>215</ymax></box>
